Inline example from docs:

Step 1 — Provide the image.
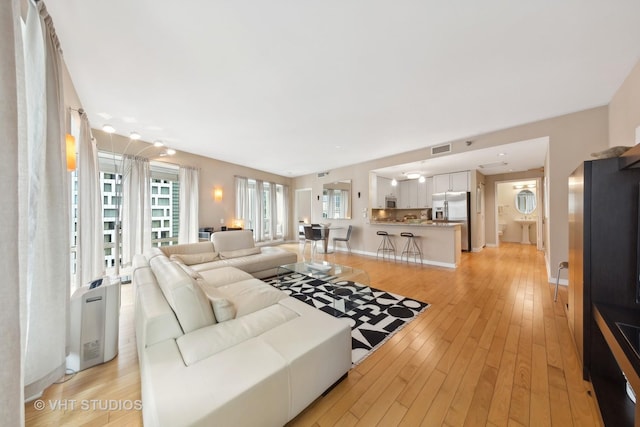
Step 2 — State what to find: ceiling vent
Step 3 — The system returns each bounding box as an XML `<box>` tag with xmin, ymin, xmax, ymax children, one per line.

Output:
<box><xmin>479</xmin><ymin>161</ymin><xmax>508</xmax><ymax>169</ymax></box>
<box><xmin>317</xmin><ymin>171</ymin><xmax>329</xmax><ymax>178</ymax></box>
<box><xmin>431</xmin><ymin>143</ymin><xmax>451</xmax><ymax>155</ymax></box>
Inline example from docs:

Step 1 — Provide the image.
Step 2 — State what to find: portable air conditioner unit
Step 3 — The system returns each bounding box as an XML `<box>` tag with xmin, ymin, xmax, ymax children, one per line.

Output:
<box><xmin>66</xmin><ymin>277</ymin><xmax>121</xmax><ymax>372</ymax></box>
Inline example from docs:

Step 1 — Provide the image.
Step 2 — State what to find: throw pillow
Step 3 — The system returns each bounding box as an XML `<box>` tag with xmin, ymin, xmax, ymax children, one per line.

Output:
<box><xmin>169</xmin><ymin>252</ymin><xmax>219</xmax><ymax>266</ymax></box>
<box><xmin>196</xmin><ymin>279</ymin><xmax>236</xmax><ymax>322</ymax></box>
<box><xmin>219</xmin><ymin>247</ymin><xmax>261</xmax><ymax>259</ymax></box>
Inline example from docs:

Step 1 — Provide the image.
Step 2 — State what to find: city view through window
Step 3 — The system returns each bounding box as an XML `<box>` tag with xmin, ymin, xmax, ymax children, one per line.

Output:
<box><xmin>70</xmin><ymin>167</ymin><xmax>180</xmax><ymax>279</ymax></box>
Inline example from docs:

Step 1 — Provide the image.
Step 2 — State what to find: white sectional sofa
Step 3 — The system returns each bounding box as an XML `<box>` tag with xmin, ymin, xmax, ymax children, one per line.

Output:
<box><xmin>159</xmin><ymin>230</ymin><xmax>297</xmax><ymax>279</ymax></box>
<box><xmin>133</xmin><ymin>234</ymin><xmax>352</xmax><ymax>426</ymax></box>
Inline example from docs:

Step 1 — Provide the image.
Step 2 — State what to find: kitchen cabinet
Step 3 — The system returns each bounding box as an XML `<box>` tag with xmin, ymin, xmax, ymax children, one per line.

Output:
<box><xmin>434</xmin><ymin>171</ymin><xmax>469</xmax><ymax>193</ymax></box>
<box><xmin>374</xmin><ymin>176</ymin><xmax>393</xmax><ymax>208</ymax></box>
<box><xmin>418</xmin><ymin>177</ymin><xmax>433</xmax><ymax>208</ymax></box>
<box><xmin>398</xmin><ymin>180</ymin><xmax>418</xmax><ymax>208</ymax></box>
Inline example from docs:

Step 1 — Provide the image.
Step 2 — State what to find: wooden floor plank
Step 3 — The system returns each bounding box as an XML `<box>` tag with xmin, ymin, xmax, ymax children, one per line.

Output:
<box><xmin>24</xmin><ymin>242</ymin><xmax>603</xmax><ymax>427</ymax></box>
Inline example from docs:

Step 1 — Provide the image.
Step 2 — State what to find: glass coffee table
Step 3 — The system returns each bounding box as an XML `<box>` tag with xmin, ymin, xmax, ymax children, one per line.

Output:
<box><xmin>276</xmin><ymin>261</ymin><xmax>373</xmax><ymax>317</ymax></box>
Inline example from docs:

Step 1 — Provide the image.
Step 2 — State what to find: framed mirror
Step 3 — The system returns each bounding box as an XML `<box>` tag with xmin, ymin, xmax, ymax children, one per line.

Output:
<box><xmin>515</xmin><ymin>189</ymin><xmax>536</xmax><ymax>214</ymax></box>
<box><xmin>322</xmin><ymin>180</ymin><xmax>352</xmax><ymax>219</ymax></box>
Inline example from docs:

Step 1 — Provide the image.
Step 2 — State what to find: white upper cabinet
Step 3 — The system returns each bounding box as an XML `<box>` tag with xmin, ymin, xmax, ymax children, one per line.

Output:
<box><xmin>398</xmin><ymin>180</ymin><xmax>418</xmax><ymax>208</ymax></box>
<box><xmin>374</xmin><ymin>176</ymin><xmax>392</xmax><ymax>208</ymax></box>
<box><xmin>450</xmin><ymin>171</ymin><xmax>470</xmax><ymax>192</ymax></box>
<box><xmin>418</xmin><ymin>177</ymin><xmax>433</xmax><ymax>208</ymax></box>
<box><xmin>433</xmin><ymin>171</ymin><xmax>470</xmax><ymax>193</ymax></box>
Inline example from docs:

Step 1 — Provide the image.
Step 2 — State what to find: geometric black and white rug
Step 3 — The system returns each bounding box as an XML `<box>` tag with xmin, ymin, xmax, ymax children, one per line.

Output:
<box><xmin>265</xmin><ymin>273</ymin><xmax>430</xmax><ymax>365</ymax></box>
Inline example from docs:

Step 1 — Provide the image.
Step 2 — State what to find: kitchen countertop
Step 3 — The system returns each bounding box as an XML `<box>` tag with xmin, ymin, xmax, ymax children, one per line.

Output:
<box><xmin>369</xmin><ymin>221</ymin><xmax>460</xmax><ymax>227</ymax></box>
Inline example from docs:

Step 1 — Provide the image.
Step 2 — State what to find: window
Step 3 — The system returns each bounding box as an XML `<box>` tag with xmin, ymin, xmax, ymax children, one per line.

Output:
<box><xmin>236</xmin><ymin>177</ymin><xmax>288</xmax><ymax>242</ymax></box>
<box><xmin>70</xmin><ymin>152</ymin><xmax>181</xmax><ymax>277</ymax></box>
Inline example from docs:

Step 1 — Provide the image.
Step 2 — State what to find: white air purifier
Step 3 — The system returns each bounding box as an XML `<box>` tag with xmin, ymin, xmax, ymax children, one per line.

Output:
<box><xmin>66</xmin><ymin>277</ymin><xmax>121</xmax><ymax>372</ymax></box>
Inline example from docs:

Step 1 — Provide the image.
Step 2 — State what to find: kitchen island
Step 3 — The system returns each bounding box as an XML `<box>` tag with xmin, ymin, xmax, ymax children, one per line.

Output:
<box><xmin>368</xmin><ymin>221</ymin><xmax>461</xmax><ymax>268</ymax></box>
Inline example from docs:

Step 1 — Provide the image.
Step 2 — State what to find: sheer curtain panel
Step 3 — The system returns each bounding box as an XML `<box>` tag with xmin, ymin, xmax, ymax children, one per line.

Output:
<box><xmin>1</xmin><ymin>0</ymin><xmax>26</xmax><ymax>423</ymax></box>
<box><xmin>23</xmin><ymin>1</ymin><xmax>70</xmax><ymax>401</ymax></box>
<box><xmin>179</xmin><ymin>166</ymin><xmax>199</xmax><ymax>244</ymax></box>
<box><xmin>75</xmin><ymin>111</ymin><xmax>104</xmax><ymax>291</ymax></box>
<box><xmin>235</xmin><ymin>176</ymin><xmax>249</xmax><ymax>229</ymax></box>
<box><xmin>122</xmin><ymin>155</ymin><xmax>151</xmax><ymax>266</ymax></box>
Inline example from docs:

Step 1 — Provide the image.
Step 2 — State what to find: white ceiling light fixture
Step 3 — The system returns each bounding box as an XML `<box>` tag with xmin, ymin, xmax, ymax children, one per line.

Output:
<box><xmin>391</xmin><ymin>178</ymin><xmax>398</xmax><ymax>186</ymax></box>
<box><xmin>102</xmin><ymin>124</ymin><xmax>115</xmax><ymax>133</ymax></box>
<box><xmin>129</xmin><ymin>131</ymin><xmax>141</xmax><ymax>140</ymax></box>
<box><xmin>418</xmin><ymin>176</ymin><xmax>426</xmax><ymax>183</ymax></box>
<box><xmin>404</xmin><ymin>172</ymin><xmax>421</xmax><ymax>180</ymax></box>
<box><xmin>165</xmin><ymin>148</ymin><xmax>176</xmax><ymax>155</ymax></box>
<box><xmin>153</xmin><ymin>140</ymin><xmax>164</xmax><ymax>147</ymax></box>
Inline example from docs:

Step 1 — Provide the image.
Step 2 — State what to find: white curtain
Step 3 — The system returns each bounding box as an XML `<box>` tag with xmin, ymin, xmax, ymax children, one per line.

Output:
<box><xmin>342</xmin><ymin>190</ymin><xmax>350</xmax><ymax>219</ymax></box>
<box><xmin>75</xmin><ymin>111</ymin><xmax>104</xmax><ymax>291</ymax></box>
<box><xmin>255</xmin><ymin>180</ymin><xmax>265</xmax><ymax>241</ymax></box>
<box><xmin>179</xmin><ymin>166</ymin><xmax>199</xmax><ymax>244</ymax></box>
<box><xmin>23</xmin><ymin>0</ymin><xmax>70</xmax><ymax>401</ymax></box>
<box><xmin>122</xmin><ymin>155</ymin><xmax>151</xmax><ymax>266</ymax></box>
<box><xmin>1</xmin><ymin>0</ymin><xmax>26</xmax><ymax>423</ymax></box>
<box><xmin>235</xmin><ymin>175</ymin><xmax>248</xmax><ymax>224</ymax></box>
<box><xmin>282</xmin><ymin>185</ymin><xmax>290</xmax><ymax>239</ymax></box>
<box><xmin>269</xmin><ymin>182</ymin><xmax>277</xmax><ymax>240</ymax></box>
<box><xmin>326</xmin><ymin>189</ymin><xmax>335</xmax><ymax>219</ymax></box>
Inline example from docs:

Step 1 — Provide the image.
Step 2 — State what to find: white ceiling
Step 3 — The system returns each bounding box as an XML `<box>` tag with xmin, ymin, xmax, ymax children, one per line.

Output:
<box><xmin>373</xmin><ymin>137</ymin><xmax>548</xmax><ymax>180</ymax></box>
<box><xmin>46</xmin><ymin>1</ymin><xmax>640</xmax><ymax>177</ymax></box>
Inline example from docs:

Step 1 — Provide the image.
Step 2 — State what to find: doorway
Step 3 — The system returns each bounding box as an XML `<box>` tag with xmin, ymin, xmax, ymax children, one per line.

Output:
<box><xmin>495</xmin><ymin>178</ymin><xmax>544</xmax><ymax>250</ymax></box>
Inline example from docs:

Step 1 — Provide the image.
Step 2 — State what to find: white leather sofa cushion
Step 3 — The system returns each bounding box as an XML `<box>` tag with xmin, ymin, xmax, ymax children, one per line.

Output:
<box><xmin>219</xmin><ymin>246</ymin><xmax>261</xmax><ymax>259</ymax></box>
<box><xmin>261</xmin><ymin>298</ymin><xmax>353</xmax><ymax>417</ymax></box>
<box><xmin>191</xmin><ymin>248</ymin><xmax>297</xmax><ymax>276</ymax></box>
<box><xmin>217</xmin><ymin>278</ymin><xmax>288</xmax><ymax>317</ymax></box>
<box><xmin>198</xmin><ymin>266</ymin><xmax>253</xmax><ymax>287</ymax></box>
<box><xmin>150</xmin><ymin>256</ymin><xmax>215</xmax><ymax>333</ymax></box>
<box><xmin>160</xmin><ymin>241</ymin><xmax>215</xmax><ymax>257</ymax></box>
<box><xmin>141</xmin><ymin>338</ymin><xmax>290</xmax><ymax>427</ymax></box>
<box><xmin>176</xmin><ymin>303</ymin><xmax>298</xmax><ymax>366</ymax></box>
<box><xmin>211</xmin><ymin>229</ymin><xmax>255</xmax><ymax>252</ymax></box>
<box><xmin>170</xmin><ymin>252</ymin><xmax>219</xmax><ymax>265</ymax></box>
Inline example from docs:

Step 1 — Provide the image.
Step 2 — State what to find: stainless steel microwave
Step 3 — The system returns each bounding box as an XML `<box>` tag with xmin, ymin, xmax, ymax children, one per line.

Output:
<box><xmin>385</xmin><ymin>197</ymin><xmax>396</xmax><ymax>208</ymax></box>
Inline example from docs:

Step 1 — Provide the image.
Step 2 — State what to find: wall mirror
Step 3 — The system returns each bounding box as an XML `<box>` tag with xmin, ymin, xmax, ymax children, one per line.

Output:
<box><xmin>322</xmin><ymin>180</ymin><xmax>352</xmax><ymax>219</ymax></box>
<box><xmin>515</xmin><ymin>189</ymin><xmax>536</xmax><ymax>214</ymax></box>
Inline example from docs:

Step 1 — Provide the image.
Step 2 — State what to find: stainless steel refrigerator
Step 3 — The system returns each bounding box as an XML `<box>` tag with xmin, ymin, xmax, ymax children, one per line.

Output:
<box><xmin>431</xmin><ymin>191</ymin><xmax>471</xmax><ymax>251</ymax></box>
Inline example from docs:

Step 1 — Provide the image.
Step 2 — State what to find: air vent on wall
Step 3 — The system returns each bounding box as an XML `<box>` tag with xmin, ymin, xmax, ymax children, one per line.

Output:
<box><xmin>431</xmin><ymin>143</ymin><xmax>451</xmax><ymax>155</ymax></box>
<box><xmin>317</xmin><ymin>171</ymin><xmax>330</xmax><ymax>178</ymax></box>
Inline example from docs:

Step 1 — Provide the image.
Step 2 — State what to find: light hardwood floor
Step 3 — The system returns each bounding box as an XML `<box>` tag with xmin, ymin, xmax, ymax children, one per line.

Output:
<box><xmin>25</xmin><ymin>242</ymin><xmax>603</xmax><ymax>426</ymax></box>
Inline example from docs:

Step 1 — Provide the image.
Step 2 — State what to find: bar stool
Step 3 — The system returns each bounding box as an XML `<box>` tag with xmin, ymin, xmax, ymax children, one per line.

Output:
<box><xmin>400</xmin><ymin>232</ymin><xmax>422</xmax><ymax>264</ymax></box>
<box><xmin>554</xmin><ymin>261</ymin><xmax>569</xmax><ymax>302</ymax></box>
<box><xmin>376</xmin><ymin>231</ymin><xmax>396</xmax><ymax>261</ymax></box>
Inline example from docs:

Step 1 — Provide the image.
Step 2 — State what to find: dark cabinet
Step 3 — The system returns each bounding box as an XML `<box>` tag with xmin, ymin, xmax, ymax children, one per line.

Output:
<box><xmin>569</xmin><ymin>157</ymin><xmax>640</xmax><ymax>426</ymax></box>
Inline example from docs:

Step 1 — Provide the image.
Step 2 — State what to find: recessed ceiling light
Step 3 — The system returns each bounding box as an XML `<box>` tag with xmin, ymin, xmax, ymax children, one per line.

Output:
<box><xmin>129</xmin><ymin>132</ymin><xmax>141</xmax><ymax>140</ymax></box>
<box><xmin>165</xmin><ymin>148</ymin><xmax>176</xmax><ymax>155</ymax></box>
<box><xmin>102</xmin><ymin>124</ymin><xmax>115</xmax><ymax>133</ymax></box>
<box><xmin>153</xmin><ymin>140</ymin><xmax>164</xmax><ymax>147</ymax></box>
<box><xmin>498</xmin><ymin>152</ymin><xmax>506</xmax><ymax>156</ymax></box>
